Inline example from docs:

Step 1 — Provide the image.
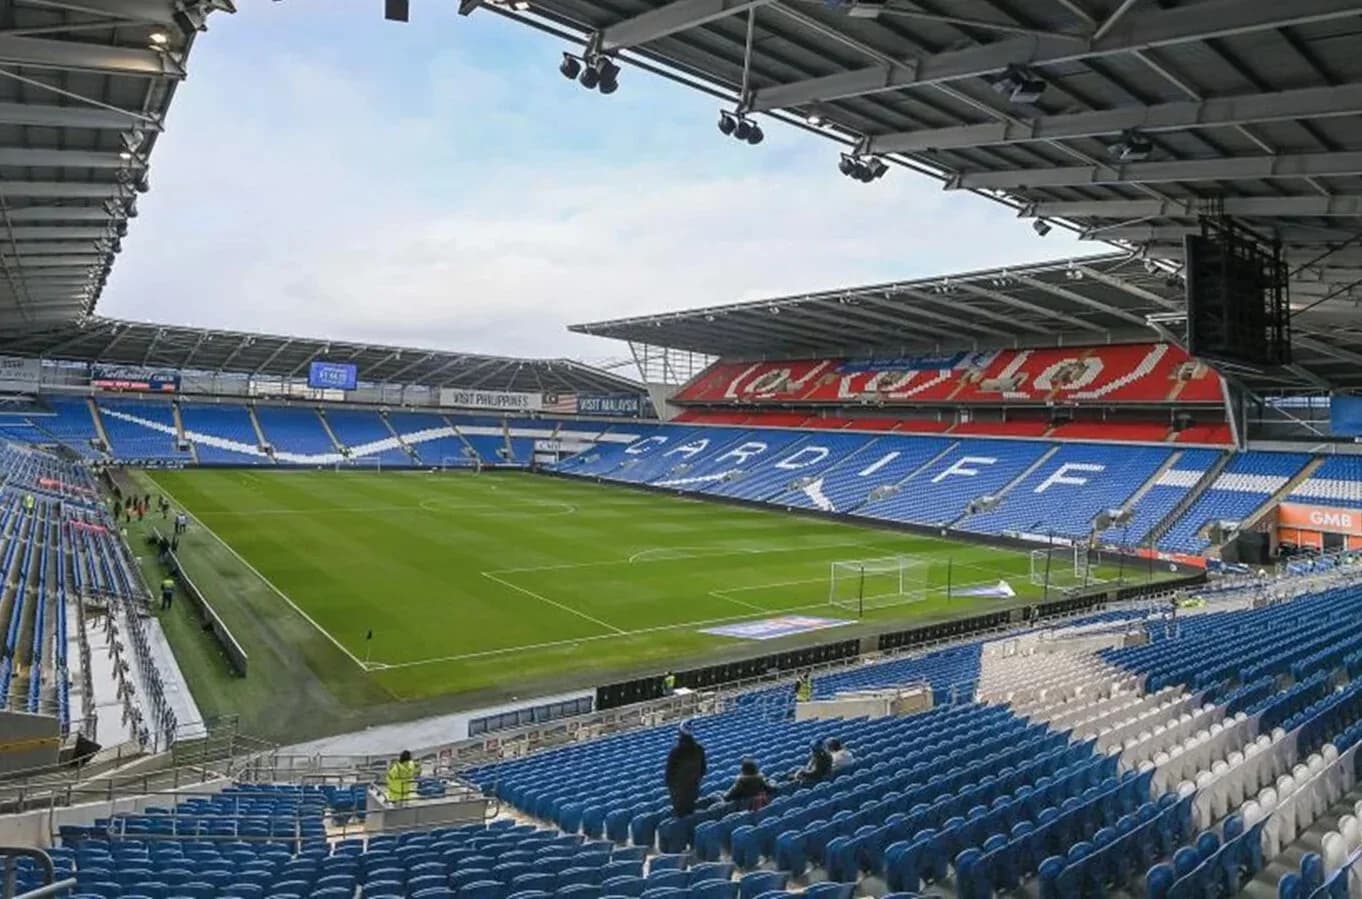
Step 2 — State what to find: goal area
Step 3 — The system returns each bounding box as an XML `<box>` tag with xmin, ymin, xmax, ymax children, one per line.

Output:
<box><xmin>1029</xmin><ymin>542</ymin><xmax>1105</xmax><ymax>592</ymax></box>
<box><xmin>828</xmin><ymin>555</ymin><xmax>930</xmax><ymax>616</ymax></box>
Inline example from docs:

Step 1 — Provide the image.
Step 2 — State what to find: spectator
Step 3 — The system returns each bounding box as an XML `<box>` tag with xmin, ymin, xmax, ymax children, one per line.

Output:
<box><xmin>386</xmin><ymin>750</ymin><xmax>419</xmax><ymax>804</ymax></box>
<box><xmin>725</xmin><ymin>758</ymin><xmax>775</xmax><ymax>810</ymax></box>
<box><xmin>795</xmin><ymin>671</ymin><xmax>813</xmax><ymax>703</ymax></box>
<box><xmin>793</xmin><ymin>739</ymin><xmax>832</xmax><ymax>785</ymax></box>
<box><xmin>827</xmin><ymin>738</ymin><xmax>853</xmax><ymax>771</ymax></box>
<box><xmin>665</xmin><ymin>721</ymin><xmax>706</xmax><ymax>817</ymax></box>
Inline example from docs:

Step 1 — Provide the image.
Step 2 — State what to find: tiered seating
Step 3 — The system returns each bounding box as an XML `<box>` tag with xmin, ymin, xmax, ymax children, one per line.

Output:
<box><xmin>961</xmin><ymin>443</ymin><xmax>1171</xmax><ymax>539</ymax></box>
<box><xmin>453</xmin><ymin>416</ymin><xmax>512</xmax><ymax>466</ymax></box>
<box><xmin>28</xmin><ymin>396</ymin><xmax>102</xmax><ymax>457</ymax></box>
<box><xmin>178</xmin><ymin>403</ymin><xmax>269</xmax><ymax>465</ymax></box>
<box><xmin>953</xmin><ymin>419</ymin><xmax>1050</xmax><ymax>437</ymax></box>
<box><xmin>654</xmin><ymin>430</ymin><xmax>810</xmax><ymax>492</ymax></box>
<box><xmin>1049</xmin><ymin>421</ymin><xmax>1172</xmax><ymax>442</ymax></box>
<box><xmin>677</xmin><ymin>344</ymin><xmax>1224</xmax><ymax>407</ymax></box>
<box><xmin>386</xmin><ymin>411</ymin><xmax>468</xmax><ymax>466</ymax></box>
<box><xmin>1286</xmin><ymin>455</ymin><xmax>1362</xmax><ymax>509</ymax></box>
<box><xmin>781</xmin><ymin>435</ymin><xmax>949</xmax><ymax>515</ymax></box>
<box><xmin>255</xmin><ymin>406</ymin><xmax>339</xmax><ymax>459</ymax></box>
<box><xmin>710</xmin><ymin>433</ymin><xmax>879</xmax><ymax>503</ymax></box>
<box><xmin>1101</xmin><ymin>449</ymin><xmax>1222</xmax><ymax>547</ymax></box>
<box><xmin>504</xmin><ymin>418</ymin><xmax>557</xmax><ymax>465</ymax></box>
<box><xmin>96</xmin><ymin>400</ymin><xmax>189</xmax><ymax>462</ymax></box>
<box><xmin>1158</xmin><ymin>452</ymin><xmax>1311</xmax><ymax>554</ymax></box>
<box><xmin>323</xmin><ymin>410</ymin><xmax>412</xmax><ymax>467</ymax></box>
<box><xmin>1173</xmin><ymin>423</ymin><xmax>1235</xmax><ymax>444</ymax></box>
<box><xmin>859</xmin><ymin>438</ymin><xmax>1051</xmax><ymax>527</ymax></box>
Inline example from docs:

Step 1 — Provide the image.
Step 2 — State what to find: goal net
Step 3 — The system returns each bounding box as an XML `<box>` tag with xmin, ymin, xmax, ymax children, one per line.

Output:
<box><xmin>440</xmin><ymin>453</ymin><xmax>482</xmax><ymax>472</ymax></box>
<box><xmin>1029</xmin><ymin>542</ymin><xmax>1103</xmax><ymax>591</ymax></box>
<box><xmin>828</xmin><ymin>555</ymin><xmax>930</xmax><ymax>616</ymax></box>
<box><xmin>334</xmin><ymin>455</ymin><xmax>383</xmax><ymax>472</ymax></box>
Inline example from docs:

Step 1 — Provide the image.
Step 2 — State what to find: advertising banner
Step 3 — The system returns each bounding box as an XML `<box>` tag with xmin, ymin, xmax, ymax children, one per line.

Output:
<box><xmin>1277</xmin><ymin>502</ymin><xmax>1362</xmax><ymax>537</ymax></box>
<box><xmin>577</xmin><ymin>394</ymin><xmax>643</xmax><ymax>416</ymax></box>
<box><xmin>439</xmin><ymin>388</ymin><xmax>543</xmax><ymax>411</ymax></box>
<box><xmin>91</xmin><ymin>366</ymin><xmax>180</xmax><ymax>393</ymax></box>
<box><xmin>0</xmin><ymin>356</ymin><xmax>41</xmax><ymax>393</ymax></box>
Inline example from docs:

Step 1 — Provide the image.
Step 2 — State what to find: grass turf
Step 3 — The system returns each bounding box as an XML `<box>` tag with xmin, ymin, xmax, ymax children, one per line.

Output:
<box><xmin>128</xmin><ymin>468</ymin><xmax>1168</xmax><ymax>741</ymax></box>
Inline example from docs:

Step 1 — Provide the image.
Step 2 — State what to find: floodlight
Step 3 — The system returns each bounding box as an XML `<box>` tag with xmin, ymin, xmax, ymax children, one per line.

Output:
<box><xmin>1033</xmin><ymin>219</ymin><xmax>1052</xmax><ymax>237</ymax></box>
<box><xmin>559</xmin><ymin>52</ymin><xmax>581</xmax><ymax>79</ymax></box>
<box><xmin>745</xmin><ymin>123</ymin><xmax>763</xmax><ymax>145</ymax></box>
<box><xmin>718</xmin><ymin>111</ymin><xmax>737</xmax><ymax>135</ymax></box>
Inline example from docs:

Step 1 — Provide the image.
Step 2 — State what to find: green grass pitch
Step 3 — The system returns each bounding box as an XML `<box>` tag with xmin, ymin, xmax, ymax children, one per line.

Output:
<box><xmin>131</xmin><ymin>469</ymin><xmax>1166</xmax><ymax>739</ymax></box>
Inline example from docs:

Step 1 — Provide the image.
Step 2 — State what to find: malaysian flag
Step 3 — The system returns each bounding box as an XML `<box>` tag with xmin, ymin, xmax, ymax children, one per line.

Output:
<box><xmin>542</xmin><ymin>393</ymin><xmax>579</xmax><ymax>414</ymax></box>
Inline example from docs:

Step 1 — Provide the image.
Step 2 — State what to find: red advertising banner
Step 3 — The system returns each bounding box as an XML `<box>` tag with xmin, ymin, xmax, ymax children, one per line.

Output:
<box><xmin>1277</xmin><ymin>503</ymin><xmax>1362</xmax><ymax>537</ymax></box>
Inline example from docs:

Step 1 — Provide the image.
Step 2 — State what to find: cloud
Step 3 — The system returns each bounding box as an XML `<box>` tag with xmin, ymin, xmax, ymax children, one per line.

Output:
<box><xmin>100</xmin><ymin>2</ymin><xmax>1090</xmax><ymax>363</ymax></box>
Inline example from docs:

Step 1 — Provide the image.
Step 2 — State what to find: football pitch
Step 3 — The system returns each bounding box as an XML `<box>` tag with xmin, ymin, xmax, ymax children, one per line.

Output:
<box><xmin>142</xmin><ymin>469</ymin><xmax>1163</xmax><ymax>709</ymax></box>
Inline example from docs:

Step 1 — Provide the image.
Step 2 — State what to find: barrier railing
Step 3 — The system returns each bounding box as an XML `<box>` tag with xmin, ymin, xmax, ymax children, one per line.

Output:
<box><xmin>1</xmin><ymin>847</ymin><xmax>75</xmax><ymax>899</ymax></box>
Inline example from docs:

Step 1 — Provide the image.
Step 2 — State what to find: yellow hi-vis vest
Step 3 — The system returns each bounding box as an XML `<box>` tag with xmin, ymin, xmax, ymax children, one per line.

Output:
<box><xmin>796</xmin><ymin>679</ymin><xmax>813</xmax><ymax>702</ymax></box>
<box><xmin>386</xmin><ymin>759</ymin><xmax>419</xmax><ymax>802</ymax></box>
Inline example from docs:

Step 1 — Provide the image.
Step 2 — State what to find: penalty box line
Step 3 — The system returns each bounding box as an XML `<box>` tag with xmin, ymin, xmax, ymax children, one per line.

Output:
<box><xmin>368</xmin><ymin>598</ymin><xmax>840</xmax><ymax>670</ymax></box>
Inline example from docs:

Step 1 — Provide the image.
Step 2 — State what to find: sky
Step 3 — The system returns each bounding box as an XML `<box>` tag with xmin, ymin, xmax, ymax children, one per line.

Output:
<box><xmin>99</xmin><ymin>0</ymin><xmax>1090</xmax><ymax>365</ymax></box>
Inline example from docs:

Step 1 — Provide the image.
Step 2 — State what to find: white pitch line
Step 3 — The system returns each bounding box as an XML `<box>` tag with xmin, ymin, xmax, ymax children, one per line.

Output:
<box><xmin>480</xmin><ymin>570</ymin><xmax>626</xmax><ymax>635</ymax></box>
<box><xmin>371</xmin><ymin>598</ymin><xmax>839</xmax><ymax>669</ymax></box>
<box><xmin>491</xmin><ymin>539</ymin><xmax>889</xmax><ymax>576</ymax></box>
<box><xmin>153</xmin><ymin>480</ymin><xmax>370</xmax><ymax>671</ymax></box>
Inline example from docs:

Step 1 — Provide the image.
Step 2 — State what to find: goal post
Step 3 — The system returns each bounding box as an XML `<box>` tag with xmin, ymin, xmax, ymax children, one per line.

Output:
<box><xmin>828</xmin><ymin>555</ymin><xmax>929</xmax><ymax>617</ymax></box>
<box><xmin>334</xmin><ymin>455</ymin><xmax>382</xmax><ymax>472</ymax></box>
<box><xmin>1029</xmin><ymin>541</ymin><xmax>1104</xmax><ymax>591</ymax></box>
<box><xmin>440</xmin><ymin>454</ymin><xmax>483</xmax><ymax>473</ymax></box>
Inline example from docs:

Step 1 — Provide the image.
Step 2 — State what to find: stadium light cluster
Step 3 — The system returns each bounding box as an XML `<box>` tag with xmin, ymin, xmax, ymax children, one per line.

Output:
<box><xmin>718</xmin><ymin>111</ymin><xmax>763</xmax><ymax>144</ymax></box>
<box><xmin>559</xmin><ymin>52</ymin><xmax>620</xmax><ymax>94</ymax></box>
<box><xmin>838</xmin><ymin>153</ymin><xmax>888</xmax><ymax>182</ymax></box>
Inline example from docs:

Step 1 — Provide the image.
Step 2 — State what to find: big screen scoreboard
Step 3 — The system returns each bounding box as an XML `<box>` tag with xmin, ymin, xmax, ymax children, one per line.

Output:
<box><xmin>308</xmin><ymin>361</ymin><xmax>358</xmax><ymax>391</ymax></box>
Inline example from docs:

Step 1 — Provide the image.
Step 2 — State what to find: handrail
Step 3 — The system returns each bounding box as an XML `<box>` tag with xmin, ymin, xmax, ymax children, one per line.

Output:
<box><xmin>0</xmin><ymin>848</ymin><xmax>75</xmax><ymax>899</ymax></box>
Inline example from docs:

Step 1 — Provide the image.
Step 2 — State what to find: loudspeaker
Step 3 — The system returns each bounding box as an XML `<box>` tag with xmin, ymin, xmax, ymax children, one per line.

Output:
<box><xmin>384</xmin><ymin>0</ymin><xmax>410</xmax><ymax>20</ymax></box>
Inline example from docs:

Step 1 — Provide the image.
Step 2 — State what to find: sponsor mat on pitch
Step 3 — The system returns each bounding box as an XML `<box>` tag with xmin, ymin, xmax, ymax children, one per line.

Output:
<box><xmin>701</xmin><ymin>615</ymin><xmax>853</xmax><ymax>641</ymax></box>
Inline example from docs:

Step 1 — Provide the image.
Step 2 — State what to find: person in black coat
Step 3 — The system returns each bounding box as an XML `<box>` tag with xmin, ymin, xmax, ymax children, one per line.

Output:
<box><xmin>725</xmin><ymin>758</ymin><xmax>776</xmax><ymax>810</ymax></box>
<box><xmin>794</xmin><ymin>739</ymin><xmax>833</xmax><ymax>785</ymax></box>
<box><xmin>665</xmin><ymin>723</ymin><xmax>706</xmax><ymax>817</ymax></box>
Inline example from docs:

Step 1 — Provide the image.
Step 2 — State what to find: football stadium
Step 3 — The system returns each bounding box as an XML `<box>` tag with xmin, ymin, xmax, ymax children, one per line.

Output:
<box><xmin>6</xmin><ymin>4</ymin><xmax>1362</xmax><ymax>899</ymax></box>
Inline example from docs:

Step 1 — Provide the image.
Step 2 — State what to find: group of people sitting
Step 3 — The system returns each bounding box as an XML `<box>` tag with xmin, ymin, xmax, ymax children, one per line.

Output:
<box><xmin>664</xmin><ymin>722</ymin><xmax>853</xmax><ymax>818</ymax></box>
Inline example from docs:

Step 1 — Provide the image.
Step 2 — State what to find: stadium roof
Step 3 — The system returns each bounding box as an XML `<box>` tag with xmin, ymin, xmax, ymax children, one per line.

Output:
<box><xmin>0</xmin><ymin>317</ymin><xmax>643</xmax><ymax>393</ymax></box>
<box><xmin>0</xmin><ymin>0</ymin><xmax>227</xmax><ymax>330</ymax></box>
<box><xmin>480</xmin><ymin>0</ymin><xmax>1362</xmax><ymax>324</ymax></box>
<box><xmin>571</xmin><ymin>252</ymin><xmax>1362</xmax><ymax>393</ymax></box>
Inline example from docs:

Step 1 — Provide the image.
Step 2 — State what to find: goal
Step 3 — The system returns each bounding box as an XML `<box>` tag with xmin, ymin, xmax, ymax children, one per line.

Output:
<box><xmin>828</xmin><ymin>556</ymin><xmax>929</xmax><ymax>616</ymax></box>
<box><xmin>1029</xmin><ymin>542</ymin><xmax>1103</xmax><ymax>591</ymax></box>
<box><xmin>440</xmin><ymin>454</ymin><xmax>483</xmax><ymax>473</ymax></box>
<box><xmin>334</xmin><ymin>456</ymin><xmax>383</xmax><ymax>472</ymax></box>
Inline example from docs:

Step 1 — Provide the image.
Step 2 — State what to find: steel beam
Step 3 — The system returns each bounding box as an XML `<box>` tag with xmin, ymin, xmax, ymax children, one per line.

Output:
<box><xmin>1091</xmin><ymin>223</ymin><xmax>1360</xmax><ymax>244</ymax></box>
<box><xmin>0</xmin><ymin>226</ymin><xmax>107</xmax><ymax>240</ymax></box>
<box><xmin>0</xmin><ymin>255</ymin><xmax>97</xmax><ymax>266</ymax></box>
<box><xmin>0</xmin><ymin>147</ymin><xmax>143</xmax><ymax>169</ymax></box>
<box><xmin>866</xmin><ymin>83</ymin><xmax>1362</xmax><ymax>155</ymax></box>
<box><xmin>3</xmin><ymin>241</ymin><xmax>100</xmax><ymax>254</ymax></box>
<box><xmin>954</xmin><ymin>282</ymin><xmax>1105</xmax><ymax>332</ymax></box>
<box><xmin>600</xmin><ymin>0</ymin><xmax>769</xmax><ymax>50</ymax></box>
<box><xmin>0</xmin><ymin>34</ymin><xmax>183</xmax><ymax>78</ymax></box>
<box><xmin>953</xmin><ymin>150</ymin><xmax>1362</xmax><ymax>190</ymax></box>
<box><xmin>1009</xmin><ymin>274</ymin><xmax>1150</xmax><ymax>328</ymax></box>
<box><xmin>0</xmin><ymin>182</ymin><xmax>124</xmax><ymax>199</ymax></box>
<box><xmin>3</xmin><ymin>205</ymin><xmax>111</xmax><ymax>221</ymax></box>
<box><xmin>0</xmin><ymin>100</ymin><xmax>161</xmax><ymax>130</ymax></box>
<box><xmin>1072</xmin><ymin>266</ymin><xmax>1180</xmax><ymax>310</ymax></box>
<box><xmin>750</xmin><ymin>0</ymin><xmax>1361</xmax><ymax>112</ymax></box>
<box><xmin>1027</xmin><ymin>195</ymin><xmax>1362</xmax><ymax>219</ymax></box>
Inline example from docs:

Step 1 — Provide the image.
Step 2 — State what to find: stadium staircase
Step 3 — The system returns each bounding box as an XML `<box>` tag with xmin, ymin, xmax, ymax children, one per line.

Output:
<box><xmin>247</xmin><ymin>404</ymin><xmax>272</xmax><ymax>455</ymax></box>
<box><xmin>378</xmin><ymin>411</ymin><xmax>422</xmax><ymax>466</ymax></box>
<box><xmin>170</xmin><ymin>403</ymin><xmax>199</xmax><ymax>465</ymax></box>
<box><xmin>949</xmin><ymin>443</ymin><xmax>1060</xmax><ymax>529</ymax></box>
<box><xmin>86</xmin><ymin>398</ymin><xmax>111</xmax><ymax>451</ymax></box>
<box><xmin>1234</xmin><ymin>457</ymin><xmax>1325</xmax><ymax>536</ymax></box>
<box><xmin>444</xmin><ymin>415</ymin><xmax>489</xmax><ymax>465</ymax></box>
<box><xmin>841</xmin><ymin>439</ymin><xmax>958</xmax><ymax>515</ymax></box>
<box><xmin>1115</xmin><ymin>451</ymin><xmax>1186</xmax><ymax>526</ymax></box>
<box><xmin>316</xmin><ymin>409</ymin><xmax>345</xmax><ymax>454</ymax></box>
<box><xmin>1145</xmin><ymin>451</ymin><xmax>1234</xmax><ymax>549</ymax></box>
